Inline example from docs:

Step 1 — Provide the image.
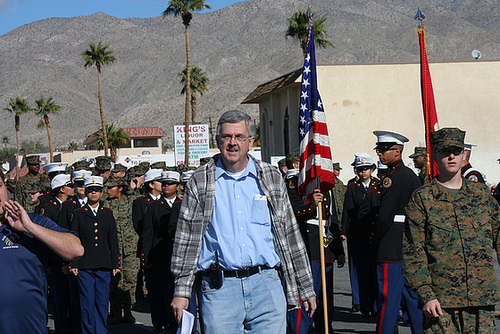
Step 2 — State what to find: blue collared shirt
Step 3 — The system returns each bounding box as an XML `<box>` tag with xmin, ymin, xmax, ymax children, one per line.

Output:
<box><xmin>197</xmin><ymin>157</ymin><xmax>280</xmax><ymax>271</ymax></box>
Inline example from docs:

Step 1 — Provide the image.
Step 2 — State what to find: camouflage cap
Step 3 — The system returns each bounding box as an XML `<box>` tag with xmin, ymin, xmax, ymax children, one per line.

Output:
<box><xmin>430</xmin><ymin>128</ymin><xmax>465</xmax><ymax>152</ymax></box>
<box><xmin>72</xmin><ymin>160</ymin><xmax>91</xmax><ymax>171</ymax></box>
<box><xmin>409</xmin><ymin>146</ymin><xmax>427</xmax><ymax>158</ymax></box>
<box><xmin>113</xmin><ymin>164</ymin><xmax>127</xmax><ymax>173</ymax></box>
<box><xmin>151</xmin><ymin>161</ymin><xmax>166</xmax><ymax>170</ymax></box>
<box><xmin>135</xmin><ymin>161</ymin><xmax>150</xmax><ymax>176</ymax></box>
<box><xmin>95</xmin><ymin>156</ymin><xmax>112</xmax><ymax>171</ymax></box>
<box><xmin>177</xmin><ymin>164</ymin><xmax>189</xmax><ymax>173</ymax></box>
<box><xmin>26</xmin><ymin>155</ymin><xmax>40</xmax><ymax>165</ymax></box>
<box><xmin>332</xmin><ymin>162</ymin><xmax>342</xmax><ymax>171</ymax></box>
<box><xmin>106</xmin><ymin>176</ymin><xmax>128</xmax><ymax>188</ymax></box>
<box><xmin>278</xmin><ymin>158</ymin><xmax>287</xmax><ymax>168</ymax></box>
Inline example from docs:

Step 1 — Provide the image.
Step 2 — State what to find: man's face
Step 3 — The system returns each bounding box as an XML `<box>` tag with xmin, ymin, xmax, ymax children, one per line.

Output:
<box><xmin>433</xmin><ymin>147</ymin><xmax>465</xmax><ymax>175</ymax></box>
<box><xmin>106</xmin><ymin>186</ymin><xmax>120</xmax><ymax>199</ymax></box>
<box><xmin>85</xmin><ymin>188</ymin><xmax>102</xmax><ymax>204</ymax></box>
<box><xmin>217</xmin><ymin>121</ymin><xmax>255</xmax><ymax>170</ymax></box>
<box><xmin>333</xmin><ymin>169</ymin><xmax>340</xmax><ymax>177</ymax></box>
<box><xmin>162</xmin><ymin>182</ymin><xmax>179</xmax><ymax>199</ymax></box>
<box><xmin>413</xmin><ymin>155</ymin><xmax>426</xmax><ymax>169</ymax></box>
<box><xmin>28</xmin><ymin>164</ymin><xmax>40</xmax><ymax>175</ymax></box>
<box><xmin>113</xmin><ymin>171</ymin><xmax>126</xmax><ymax>178</ymax></box>
<box><xmin>0</xmin><ymin>177</ymin><xmax>9</xmax><ymax>217</ymax></box>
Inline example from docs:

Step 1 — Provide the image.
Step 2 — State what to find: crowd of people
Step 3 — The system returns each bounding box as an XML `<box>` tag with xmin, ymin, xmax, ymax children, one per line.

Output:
<box><xmin>1</xmin><ymin>109</ymin><xmax>500</xmax><ymax>334</ymax></box>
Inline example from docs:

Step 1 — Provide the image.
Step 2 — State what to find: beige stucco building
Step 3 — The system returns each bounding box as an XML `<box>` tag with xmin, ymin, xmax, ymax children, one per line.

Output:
<box><xmin>243</xmin><ymin>60</ymin><xmax>500</xmax><ymax>186</ymax></box>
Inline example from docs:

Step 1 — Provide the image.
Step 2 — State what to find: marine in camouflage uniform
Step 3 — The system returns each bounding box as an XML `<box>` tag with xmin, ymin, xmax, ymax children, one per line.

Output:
<box><xmin>403</xmin><ymin>128</ymin><xmax>500</xmax><ymax>333</ymax></box>
<box><xmin>332</xmin><ymin>162</ymin><xmax>346</xmax><ymax>223</ymax></box>
<box><xmin>105</xmin><ymin>176</ymin><xmax>140</xmax><ymax>324</ymax></box>
<box><xmin>409</xmin><ymin>146</ymin><xmax>430</xmax><ymax>185</ymax></box>
<box><xmin>14</xmin><ymin>155</ymin><xmax>48</xmax><ymax>212</ymax></box>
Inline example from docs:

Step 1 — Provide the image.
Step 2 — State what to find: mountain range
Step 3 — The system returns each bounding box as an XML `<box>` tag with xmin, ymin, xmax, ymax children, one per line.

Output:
<box><xmin>1</xmin><ymin>0</ymin><xmax>499</xmax><ymax>148</ymax></box>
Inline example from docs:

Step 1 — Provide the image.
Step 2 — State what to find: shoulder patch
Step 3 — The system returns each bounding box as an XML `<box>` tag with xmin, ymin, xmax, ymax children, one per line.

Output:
<box><xmin>40</xmin><ymin>208</ymin><xmax>45</xmax><ymax>215</ymax></box>
<box><xmin>468</xmin><ymin>175</ymin><xmax>479</xmax><ymax>182</ymax></box>
<box><xmin>288</xmin><ymin>180</ymin><xmax>295</xmax><ymax>189</ymax></box>
<box><xmin>383</xmin><ymin>177</ymin><xmax>392</xmax><ymax>188</ymax></box>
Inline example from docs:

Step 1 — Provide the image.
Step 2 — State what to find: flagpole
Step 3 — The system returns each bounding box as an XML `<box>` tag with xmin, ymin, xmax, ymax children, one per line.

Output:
<box><xmin>316</xmin><ymin>177</ymin><xmax>329</xmax><ymax>334</ymax></box>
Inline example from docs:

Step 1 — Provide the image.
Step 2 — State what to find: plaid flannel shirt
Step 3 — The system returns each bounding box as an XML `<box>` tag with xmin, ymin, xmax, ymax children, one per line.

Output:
<box><xmin>171</xmin><ymin>154</ymin><xmax>315</xmax><ymax>309</ymax></box>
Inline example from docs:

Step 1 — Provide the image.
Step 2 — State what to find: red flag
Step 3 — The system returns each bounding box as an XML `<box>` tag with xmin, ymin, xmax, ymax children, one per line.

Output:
<box><xmin>416</xmin><ymin>9</ymin><xmax>439</xmax><ymax>180</ymax></box>
<box><xmin>298</xmin><ymin>16</ymin><xmax>335</xmax><ymax>202</ymax></box>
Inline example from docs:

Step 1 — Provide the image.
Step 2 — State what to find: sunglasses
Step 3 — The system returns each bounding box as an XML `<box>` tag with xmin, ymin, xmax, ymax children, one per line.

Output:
<box><xmin>85</xmin><ymin>187</ymin><xmax>103</xmax><ymax>193</ymax></box>
<box><xmin>356</xmin><ymin>166</ymin><xmax>372</xmax><ymax>172</ymax></box>
<box><xmin>437</xmin><ymin>147</ymin><xmax>464</xmax><ymax>156</ymax></box>
<box><xmin>375</xmin><ymin>146</ymin><xmax>396</xmax><ymax>154</ymax></box>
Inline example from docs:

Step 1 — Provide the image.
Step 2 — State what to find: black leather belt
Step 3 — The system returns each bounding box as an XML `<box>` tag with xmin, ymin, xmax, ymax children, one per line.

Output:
<box><xmin>203</xmin><ymin>265</ymin><xmax>272</xmax><ymax>278</ymax></box>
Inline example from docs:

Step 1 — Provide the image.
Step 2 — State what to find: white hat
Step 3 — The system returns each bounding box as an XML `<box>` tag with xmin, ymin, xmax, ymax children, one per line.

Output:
<box><xmin>181</xmin><ymin>170</ymin><xmax>195</xmax><ymax>183</ymax></box>
<box><xmin>84</xmin><ymin>176</ymin><xmax>103</xmax><ymax>188</ymax></box>
<box><xmin>161</xmin><ymin>171</ymin><xmax>180</xmax><ymax>183</ymax></box>
<box><xmin>144</xmin><ymin>169</ymin><xmax>163</xmax><ymax>183</ymax></box>
<box><xmin>73</xmin><ymin>169</ymin><xmax>92</xmax><ymax>181</ymax></box>
<box><xmin>373</xmin><ymin>130</ymin><xmax>409</xmax><ymax>145</ymax></box>
<box><xmin>43</xmin><ymin>163</ymin><xmax>68</xmax><ymax>174</ymax></box>
<box><xmin>51</xmin><ymin>174</ymin><xmax>72</xmax><ymax>190</ymax></box>
<box><xmin>377</xmin><ymin>161</ymin><xmax>388</xmax><ymax>170</ymax></box>
<box><xmin>352</xmin><ymin>152</ymin><xmax>375</xmax><ymax>168</ymax></box>
<box><xmin>464</xmin><ymin>142</ymin><xmax>476</xmax><ymax>151</ymax></box>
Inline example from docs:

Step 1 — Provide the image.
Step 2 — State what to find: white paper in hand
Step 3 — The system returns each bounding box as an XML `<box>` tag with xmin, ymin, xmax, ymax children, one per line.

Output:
<box><xmin>176</xmin><ymin>310</ymin><xmax>195</xmax><ymax>334</ymax></box>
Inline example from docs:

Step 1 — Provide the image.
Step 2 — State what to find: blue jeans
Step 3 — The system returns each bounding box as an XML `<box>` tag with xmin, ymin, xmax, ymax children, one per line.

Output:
<box><xmin>200</xmin><ymin>267</ymin><xmax>286</xmax><ymax>334</ymax></box>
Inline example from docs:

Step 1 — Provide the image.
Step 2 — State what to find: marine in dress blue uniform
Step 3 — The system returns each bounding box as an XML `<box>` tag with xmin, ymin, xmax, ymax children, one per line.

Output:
<box><xmin>70</xmin><ymin>176</ymin><xmax>120</xmax><ymax>334</ymax></box>
<box><xmin>460</xmin><ymin>142</ymin><xmax>486</xmax><ymax>183</ymax></box>
<box><xmin>341</xmin><ymin>153</ymin><xmax>380</xmax><ymax>317</ymax></box>
<box><xmin>372</xmin><ymin>130</ymin><xmax>423</xmax><ymax>334</ymax></box>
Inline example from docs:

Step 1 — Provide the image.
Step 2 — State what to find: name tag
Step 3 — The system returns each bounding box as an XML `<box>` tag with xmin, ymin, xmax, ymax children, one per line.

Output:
<box><xmin>394</xmin><ymin>215</ymin><xmax>406</xmax><ymax>223</ymax></box>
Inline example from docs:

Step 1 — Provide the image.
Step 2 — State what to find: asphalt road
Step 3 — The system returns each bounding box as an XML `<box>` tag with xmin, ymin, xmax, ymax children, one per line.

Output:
<box><xmin>47</xmin><ymin>258</ymin><xmax>500</xmax><ymax>333</ymax></box>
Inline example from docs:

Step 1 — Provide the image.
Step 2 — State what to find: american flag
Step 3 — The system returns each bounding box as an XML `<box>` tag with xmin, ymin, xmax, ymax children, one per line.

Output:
<box><xmin>298</xmin><ymin>21</ymin><xmax>336</xmax><ymax>201</ymax></box>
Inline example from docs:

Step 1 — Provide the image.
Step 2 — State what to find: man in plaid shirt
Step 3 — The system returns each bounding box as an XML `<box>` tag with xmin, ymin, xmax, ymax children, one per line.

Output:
<box><xmin>171</xmin><ymin>110</ymin><xmax>316</xmax><ymax>333</ymax></box>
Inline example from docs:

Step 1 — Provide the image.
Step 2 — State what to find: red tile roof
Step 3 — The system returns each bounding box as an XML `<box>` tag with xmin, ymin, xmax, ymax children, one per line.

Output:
<box><xmin>122</xmin><ymin>127</ymin><xmax>166</xmax><ymax>138</ymax></box>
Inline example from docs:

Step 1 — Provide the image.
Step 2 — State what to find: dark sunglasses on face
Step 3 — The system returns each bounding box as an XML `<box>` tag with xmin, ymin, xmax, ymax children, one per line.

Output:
<box><xmin>162</xmin><ymin>182</ymin><xmax>178</xmax><ymax>186</ymax></box>
<box><xmin>74</xmin><ymin>181</ymin><xmax>85</xmax><ymax>187</ymax></box>
<box><xmin>356</xmin><ymin>166</ymin><xmax>372</xmax><ymax>172</ymax></box>
<box><xmin>437</xmin><ymin>147</ymin><xmax>464</xmax><ymax>156</ymax></box>
<box><xmin>85</xmin><ymin>187</ymin><xmax>103</xmax><ymax>193</ymax></box>
<box><xmin>375</xmin><ymin>146</ymin><xmax>396</xmax><ymax>154</ymax></box>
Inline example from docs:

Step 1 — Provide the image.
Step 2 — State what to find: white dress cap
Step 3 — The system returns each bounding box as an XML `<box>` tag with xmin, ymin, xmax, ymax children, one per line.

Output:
<box><xmin>144</xmin><ymin>169</ymin><xmax>163</xmax><ymax>183</ymax></box>
<box><xmin>353</xmin><ymin>152</ymin><xmax>375</xmax><ymax>168</ymax></box>
<box><xmin>84</xmin><ymin>175</ymin><xmax>103</xmax><ymax>188</ymax></box>
<box><xmin>161</xmin><ymin>171</ymin><xmax>180</xmax><ymax>183</ymax></box>
<box><xmin>43</xmin><ymin>163</ymin><xmax>68</xmax><ymax>174</ymax></box>
<box><xmin>73</xmin><ymin>169</ymin><xmax>92</xmax><ymax>181</ymax></box>
<box><xmin>181</xmin><ymin>170</ymin><xmax>195</xmax><ymax>183</ymax></box>
<box><xmin>464</xmin><ymin>142</ymin><xmax>476</xmax><ymax>151</ymax></box>
<box><xmin>373</xmin><ymin>130</ymin><xmax>410</xmax><ymax>145</ymax></box>
<box><xmin>51</xmin><ymin>174</ymin><xmax>72</xmax><ymax>190</ymax></box>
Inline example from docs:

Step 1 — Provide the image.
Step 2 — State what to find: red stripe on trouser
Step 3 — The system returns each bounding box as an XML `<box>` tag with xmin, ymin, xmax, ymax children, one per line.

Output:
<box><xmin>296</xmin><ymin>298</ymin><xmax>303</xmax><ymax>332</ymax></box>
<box><xmin>377</xmin><ymin>263</ymin><xmax>389</xmax><ymax>334</ymax></box>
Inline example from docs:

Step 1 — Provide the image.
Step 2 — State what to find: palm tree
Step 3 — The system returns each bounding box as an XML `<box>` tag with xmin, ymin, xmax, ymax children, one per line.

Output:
<box><xmin>96</xmin><ymin>124</ymin><xmax>130</xmax><ymax>162</ymax></box>
<box><xmin>286</xmin><ymin>9</ymin><xmax>335</xmax><ymax>56</ymax></box>
<box><xmin>34</xmin><ymin>96</ymin><xmax>61</xmax><ymax>163</ymax></box>
<box><xmin>178</xmin><ymin>65</ymin><xmax>209</xmax><ymax>123</ymax></box>
<box><xmin>68</xmin><ymin>141</ymin><xmax>78</xmax><ymax>151</ymax></box>
<box><xmin>82</xmin><ymin>42</ymin><xmax>116</xmax><ymax>157</ymax></box>
<box><xmin>4</xmin><ymin>97</ymin><xmax>31</xmax><ymax>179</ymax></box>
<box><xmin>163</xmin><ymin>0</ymin><xmax>210</xmax><ymax>164</ymax></box>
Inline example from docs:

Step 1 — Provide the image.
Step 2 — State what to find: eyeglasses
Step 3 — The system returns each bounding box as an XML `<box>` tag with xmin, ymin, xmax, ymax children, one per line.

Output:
<box><xmin>375</xmin><ymin>147</ymin><xmax>396</xmax><ymax>154</ymax></box>
<box><xmin>437</xmin><ymin>148</ymin><xmax>464</xmax><ymax>156</ymax></box>
<box><xmin>355</xmin><ymin>166</ymin><xmax>372</xmax><ymax>172</ymax></box>
<box><xmin>220</xmin><ymin>134</ymin><xmax>251</xmax><ymax>143</ymax></box>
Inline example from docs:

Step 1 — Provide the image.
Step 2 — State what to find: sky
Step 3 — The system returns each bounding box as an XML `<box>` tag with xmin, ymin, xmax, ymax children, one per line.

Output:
<box><xmin>0</xmin><ymin>0</ymin><xmax>243</xmax><ymax>36</ymax></box>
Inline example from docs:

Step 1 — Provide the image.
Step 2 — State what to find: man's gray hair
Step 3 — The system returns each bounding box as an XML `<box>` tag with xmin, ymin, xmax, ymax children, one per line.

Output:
<box><xmin>216</xmin><ymin>110</ymin><xmax>257</xmax><ymax>137</ymax></box>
